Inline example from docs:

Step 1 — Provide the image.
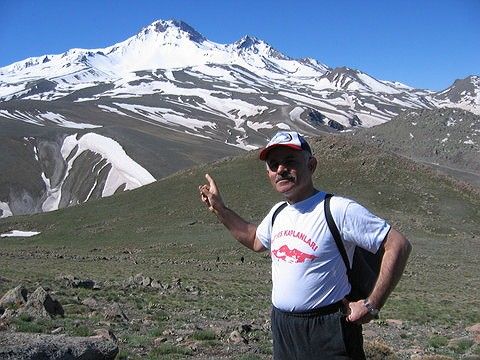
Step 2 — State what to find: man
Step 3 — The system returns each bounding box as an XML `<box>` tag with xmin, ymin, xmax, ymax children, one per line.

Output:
<box><xmin>199</xmin><ymin>131</ymin><xmax>411</xmax><ymax>359</ymax></box>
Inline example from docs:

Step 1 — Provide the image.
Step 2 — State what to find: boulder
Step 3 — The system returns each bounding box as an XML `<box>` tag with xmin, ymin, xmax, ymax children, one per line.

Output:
<box><xmin>104</xmin><ymin>303</ymin><xmax>128</xmax><ymax>322</ymax></box>
<box><xmin>467</xmin><ymin>323</ymin><xmax>480</xmax><ymax>344</ymax></box>
<box><xmin>0</xmin><ymin>285</ymin><xmax>28</xmax><ymax>310</ymax></box>
<box><xmin>0</xmin><ymin>330</ymin><xmax>118</xmax><ymax>359</ymax></box>
<box><xmin>18</xmin><ymin>286</ymin><xmax>64</xmax><ymax>319</ymax></box>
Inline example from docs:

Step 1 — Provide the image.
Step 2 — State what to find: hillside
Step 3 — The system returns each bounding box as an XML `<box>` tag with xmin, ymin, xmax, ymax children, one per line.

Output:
<box><xmin>1</xmin><ymin>133</ymin><xmax>479</xmax><ymax>359</ymax></box>
<box><xmin>353</xmin><ymin>108</ymin><xmax>480</xmax><ymax>187</ymax></box>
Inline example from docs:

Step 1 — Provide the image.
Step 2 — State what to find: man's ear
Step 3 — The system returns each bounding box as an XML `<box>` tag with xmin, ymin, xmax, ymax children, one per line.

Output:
<box><xmin>308</xmin><ymin>156</ymin><xmax>317</xmax><ymax>173</ymax></box>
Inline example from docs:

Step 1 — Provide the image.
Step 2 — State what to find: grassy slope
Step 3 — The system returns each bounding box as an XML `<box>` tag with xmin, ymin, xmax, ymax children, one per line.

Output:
<box><xmin>1</xmin><ymin>133</ymin><xmax>479</xmax><ymax>358</ymax></box>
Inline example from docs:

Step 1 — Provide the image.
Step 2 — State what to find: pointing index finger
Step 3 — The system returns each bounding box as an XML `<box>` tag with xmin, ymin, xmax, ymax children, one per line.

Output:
<box><xmin>205</xmin><ymin>173</ymin><xmax>218</xmax><ymax>192</ymax></box>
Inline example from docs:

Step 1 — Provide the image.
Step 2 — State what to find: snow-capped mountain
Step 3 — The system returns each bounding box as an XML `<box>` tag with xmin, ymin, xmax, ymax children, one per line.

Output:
<box><xmin>3</xmin><ymin>19</ymin><xmax>478</xmax><ymax>129</ymax></box>
<box><xmin>433</xmin><ymin>76</ymin><xmax>480</xmax><ymax>114</ymax></box>
<box><xmin>1</xmin><ymin>19</ymin><xmax>479</xmax><ymax>218</ymax></box>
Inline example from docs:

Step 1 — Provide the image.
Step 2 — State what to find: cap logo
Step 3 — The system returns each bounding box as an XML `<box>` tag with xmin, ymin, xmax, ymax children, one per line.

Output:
<box><xmin>271</xmin><ymin>132</ymin><xmax>292</xmax><ymax>144</ymax></box>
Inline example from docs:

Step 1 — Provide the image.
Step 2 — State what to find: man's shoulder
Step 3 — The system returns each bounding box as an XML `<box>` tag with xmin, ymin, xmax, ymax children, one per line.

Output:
<box><xmin>329</xmin><ymin>195</ymin><xmax>357</xmax><ymax>214</ymax></box>
<box><xmin>270</xmin><ymin>201</ymin><xmax>288</xmax><ymax>213</ymax></box>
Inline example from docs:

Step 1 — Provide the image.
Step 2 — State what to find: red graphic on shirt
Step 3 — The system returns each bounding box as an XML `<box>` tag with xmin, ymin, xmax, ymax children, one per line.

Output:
<box><xmin>272</xmin><ymin>245</ymin><xmax>318</xmax><ymax>263</ymax></box>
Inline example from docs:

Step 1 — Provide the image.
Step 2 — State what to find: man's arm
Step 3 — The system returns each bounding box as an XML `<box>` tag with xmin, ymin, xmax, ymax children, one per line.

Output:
<box><xmin>347</xmin><ymin>227</ymin><xmax>412</xmax><ymax>323</ymax></box>
<box><xmin>199</xmin><ymin>174</ymin><xmax>266</xmax><ymax>252</ymax></box>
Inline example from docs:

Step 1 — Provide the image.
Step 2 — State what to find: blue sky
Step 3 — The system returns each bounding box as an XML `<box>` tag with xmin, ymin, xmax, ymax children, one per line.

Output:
<box><xmin>1</xmin><ymin>0</ymin><xmax>478</xmax><ymax>91</ymax></box>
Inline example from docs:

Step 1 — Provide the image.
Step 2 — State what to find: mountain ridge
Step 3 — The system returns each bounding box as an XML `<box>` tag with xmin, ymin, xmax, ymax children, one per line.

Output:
<box><xmin>0</xmin><ymin>19</ymin><xmax>479</xmax><ymax>218</ymax></box>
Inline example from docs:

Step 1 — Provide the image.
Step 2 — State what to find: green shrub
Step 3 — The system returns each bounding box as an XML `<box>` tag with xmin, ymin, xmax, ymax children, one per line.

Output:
<box><xmin>13</xmin><ymin>314</ymin><xmax>53</xmax><ymax>333</ymax></box>
<box><xmin>449</xmin><ymin>337</ymin><xmax>474</xmax><ymax>354</ymax></box>
<box><xmin>14</xmin><ymin>318</ymin><xmax>46</xmax><ymax>333</ymax></box>
<box><xmin>428</xmin><ymin>335</ymin><xmax>449</xmax><ymax>348</ymax></box>
<box><xmin>192</xmin><ymin>329</ymin><xmax>216</xmax><ymax>341</ymax></box>
<box><xmin>149</xmin><ymin>343</ymin><xmax>192</xmax><ymax>356</ymax></box>
<box><xmin>71</xmin><ymin>324</ymin><xmax>93</xmax><ymax>337</ymax></box>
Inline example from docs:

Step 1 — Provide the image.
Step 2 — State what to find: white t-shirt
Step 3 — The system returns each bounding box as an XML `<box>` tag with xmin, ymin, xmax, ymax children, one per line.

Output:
<box><xmin>256</xmin><ymin>191</ymin><xmax>391</xmax><ymax>312</ymax></box>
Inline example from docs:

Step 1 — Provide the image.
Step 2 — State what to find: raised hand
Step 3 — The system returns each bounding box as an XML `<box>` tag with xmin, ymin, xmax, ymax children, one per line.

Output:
<box><xmin>198</xmin><ymin>173</ymin><xmax>224</xmax><ymax>213</ymax></box>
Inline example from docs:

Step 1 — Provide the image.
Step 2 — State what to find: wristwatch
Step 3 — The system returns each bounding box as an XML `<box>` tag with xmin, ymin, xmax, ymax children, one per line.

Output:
<box><xmin>363</xmin><ymin>299</ymin><xmax>380</xmax><ymax>317</ymax></box>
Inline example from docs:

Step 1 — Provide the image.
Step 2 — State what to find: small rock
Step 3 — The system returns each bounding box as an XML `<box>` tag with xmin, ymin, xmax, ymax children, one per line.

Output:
<box><xmin>142</xmin><ymin>318</ymin><xmax>154</xmax><ymax>326</ymax></box>
<box><xmin>81</xmin><ymin>297</ymin><xmax>98</xmax><ymax>309</ymax></box>
<box><xmin>51</xmin><ymin>327</ymin><xmax>63</xmax><ymax>334</ymax></box>
<box><xmin>386</xmin><ymin>319</ymin><xmax>403</xmax><ymax>327</ymax></box>
<box><xmin>72</xmin><ymin>279</ymin><xmax>96</xmax><ymax>289</ymax></box>
<box><xmin>151</xmin><ymin>280</ymin><xmax>162</xmax><ymax>289</ymax></box>
<box><xmin>229</xmin><ymin>330</ymin><xmax>247</xmax><ymax>344</ymax></box>
<box><xmin>104</xmin><ymin>303</ymin><xmax>128</xmax><ymax>322</ymax></box>
<box><xmin>133</xmin><ymin>273</ymin><xmax>144</xmax><ymax>285</ymax></box>
<box><xmin>142</xmin><ymin>277</ymin><xmax>152</xmax><ymax>287</ymax></box>
<box><xmin>154</xmin><ymin>337</ymin><xmax>167</xmax><ymax>346</ymax></box>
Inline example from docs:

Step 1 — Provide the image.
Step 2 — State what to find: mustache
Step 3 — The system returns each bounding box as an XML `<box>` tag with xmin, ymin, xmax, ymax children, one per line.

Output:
<box><xmin>275</xmin><ymin>173</ymin><xmax>295</xmax><ymax>182</ymax></box>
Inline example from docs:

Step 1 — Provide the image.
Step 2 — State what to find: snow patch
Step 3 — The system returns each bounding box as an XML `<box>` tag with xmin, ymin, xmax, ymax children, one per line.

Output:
<box><xmin>1</xmin><ymin>230</ymin><xmax>40</xmax><ymax>238</ymax></box>
<box><xmin>39</xmin><ymin>112</ymin><xmax>102</xmax><ymax>129</ymax></box>
<box><xmin>0</xmin><ymin>110</ymin><xmax>101</xmax><ymax>129</ymax></box>
<box><xmin>260</xmin><ymin>97</ymin><xmax>289</xmax><ymax>105</ymax></box>
<box><xmin>61</xmin><ymin>133</ymin><xmax>156</xmax><ymax>197</ymax></box>
<box><xmin>41</xmin><ymin>172</ymin><xmax>62</xmax><ymax>212</ymax></box>
<box><xmin>246</xmin><ymin>121</ymin><xmax>273</xmax><ymax>131</ymax></box>
<box><xmin>113</xmin><ymin>103</ymin><xmax>216</xmax><ymax>131</ymax></box>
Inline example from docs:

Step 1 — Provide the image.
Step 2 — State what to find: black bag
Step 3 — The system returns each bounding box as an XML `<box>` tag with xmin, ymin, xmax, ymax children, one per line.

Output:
<box><xmin>324</xmin><ymin>194</ymin><xmax>384</xmax><ymax>301</ymax></box>
<box><xmin>271</xmin><ymin>194</ymin><xmax>384</xmax><ymax>301</ymax></box>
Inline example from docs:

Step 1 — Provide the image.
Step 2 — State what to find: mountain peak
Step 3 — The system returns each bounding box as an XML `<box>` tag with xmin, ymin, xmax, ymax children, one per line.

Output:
<box><xmin>141</xmin><ymin>19</ymin><xmax>206</xmax><ymax>43</ymax></box>
<box><xmin>234</xmin><ymin>35</ymin><xmax>289</xmax><ymax>60</ymax></box>
<box><xmin>236</xmin><ymin>35</ymin><xmax>262</xmax><ymax>50</ymax></box>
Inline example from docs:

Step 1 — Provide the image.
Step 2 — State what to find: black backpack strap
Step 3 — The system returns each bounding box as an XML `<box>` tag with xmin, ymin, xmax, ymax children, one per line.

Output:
<box><xmin>271</xmin><ymin>202</ymin><xmax>288</xmax><ymax>227</ymax></box>
<box><xmin>324</xmin><ymin>194</ymin><xmax>351</xmax><ymax>274</ymax></box>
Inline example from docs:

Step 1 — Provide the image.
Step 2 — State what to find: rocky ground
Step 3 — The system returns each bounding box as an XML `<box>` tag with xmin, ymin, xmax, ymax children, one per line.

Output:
<box><xmin>1</xmin><ymin>266</ymin><xmax>479</xmax><ymax>360</ymax></box>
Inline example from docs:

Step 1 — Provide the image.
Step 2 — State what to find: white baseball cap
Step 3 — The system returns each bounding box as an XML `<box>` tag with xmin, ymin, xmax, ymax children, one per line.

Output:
<box><xmin>259</xmin><ymin>131</ymin><xmax>312</xmax><ymax>160</ymax></box>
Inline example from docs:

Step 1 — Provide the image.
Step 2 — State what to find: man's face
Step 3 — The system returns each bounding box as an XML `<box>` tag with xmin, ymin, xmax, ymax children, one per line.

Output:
<box><xmin>265</xmin><ymin>147</ymin><xmax>316</xmax><ymax>203</ymax></box>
